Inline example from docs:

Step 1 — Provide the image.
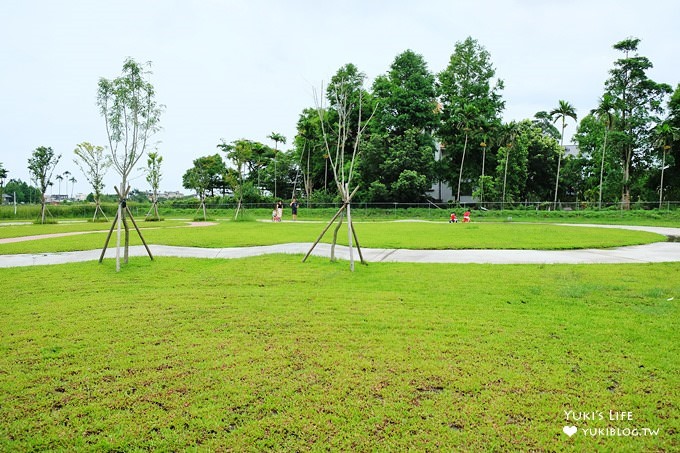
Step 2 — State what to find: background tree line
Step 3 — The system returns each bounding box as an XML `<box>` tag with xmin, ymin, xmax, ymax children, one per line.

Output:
<box><xmin>180</xmin><ymin>36</ymin><xmax>677</xmax><ymax>208</ymax></box>
<box><xmin>5</xmin><ymin>36</ymin><xmax>677</xmax><ymax>210</ymax></box>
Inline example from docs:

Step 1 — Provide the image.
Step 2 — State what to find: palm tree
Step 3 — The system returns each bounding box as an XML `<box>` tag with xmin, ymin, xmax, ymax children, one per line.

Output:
<box><xmin>55</xmin><ymin>174</ymin><xmax>64</xmax><ymax>198</ymax></box>
<box><xmin>69</xmin><ymin>177</ymin><xmax>77</xmax><ymax>199</ymax></box>
<box><xmin>500</xmin><ymin>122</ymin><xmax>519</xmax><ymax>210</ymax></box>
<box><xmin>654</xmin><ymin>121</ymin><xmax>679</xmax><ymax>208</ymax></box>
<box><xmin>550</xmin><ymin>100</ymin><xmax>577</xmax><ymax>209</ymax></box>
<box><xmin>267</xmin><ymin>132</ymin><xmax>286</xmax><ymax>199</ymax></box>
<box><xmin>479</xmin><ymin>139</ymin><xmax>487</xmax><ymax>203</ymax></box>
<box><xmin>591</xmin><ymin>94</ymin><xmax>617</xmax><ymax>209</ymax></box>
<box><xmin>454</xmin><ymin>104</ymin><xmax>479</xmax><ymax>203</ymax></box>
<box><xmin>62</xmin><ymin>171</ymin><xmax>71</xmax><ymax>198</ymax></box>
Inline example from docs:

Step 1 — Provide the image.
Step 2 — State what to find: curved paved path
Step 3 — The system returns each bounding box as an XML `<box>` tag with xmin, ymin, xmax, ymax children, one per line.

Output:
<box><xmin>1</xmin><ymin>225</ymin><xmax>679</xmax><ymax>268</ymax></box>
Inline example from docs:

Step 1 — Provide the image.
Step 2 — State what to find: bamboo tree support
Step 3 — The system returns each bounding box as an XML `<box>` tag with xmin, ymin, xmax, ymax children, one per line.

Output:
<box><xmin>145</xmin><ymin>198</ymin><xmax>160</xmax><ymax>221</ymax></box>
<box><xmin>93</xmin><ymin>201</ymin><xmax>109</xmax><ymax>222</ymax></box>
<box><xmin>302</xmin><ymin>185</ymin><xmax>364</xmax><ymax>266</ymax></box>
<box><xmin>193</xmin><ymin>194</ymin><xmax>207</xmax><ymax>221</ymax></box>
<box><xmin>99</xmin><ymin>185</ymin><xmax>153</xmax><ymax>266</ymax></box>
<box><xmin>350</xmin><ymin>215</ymin><xmax>364</xmax><ymax>264</ymax></box>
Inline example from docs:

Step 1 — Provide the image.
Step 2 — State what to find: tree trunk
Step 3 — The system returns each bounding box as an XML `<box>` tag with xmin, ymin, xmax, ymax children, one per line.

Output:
<box><xmin>502</xmin><ymin>149</ymin><xmax>510</xmax><ymax>211</ymax></box>
<box><xmin>123</xmin><ymin>212</ymin><xmax>130</xmax><ymax>264</ymax></box>
<box><xmin>346</xmin><ymin>199</ymin><xmax>355</xmax><ymax>272</ymax></box>
<box><xmin>622</xmin><ymin>147</ymin><xmax>632</xmax><ymax>210</ymax></box>
<box><xmin>598</xmin><ymin>129</ymin><xmax>608</xmax><ymax>209</ymax></box>
<box><xmin>553</xmin><ymin>152</ymin><xmax>562</xmax><ymax>209</ymax></box>
<box><xmin>115</xmin><ymin>201</ymin><xmax>122</xmax><ymax>272</ymax></box>
<box><xmin>456</xmin><ymin>133</ymin><xmax>468</xmax><ymax>203</ymax></box>
<box><xmin>480</xmin><ymin>146</ymin><xmax>486</xmax><ymax>203</ymax></box>
<box><xmin>330</xmin><ymin>212</ymin><xmax>343</xmax><ymax>262</ymax></box>
<box><xmin>659</xmin><ymin>149</ymin><xmax>666</xmax><ymax>209</ymax></box>
<box><xmin>40</xmin><ymin>193</ymin><xmax>46</xmax><ymax>224</ymax></box>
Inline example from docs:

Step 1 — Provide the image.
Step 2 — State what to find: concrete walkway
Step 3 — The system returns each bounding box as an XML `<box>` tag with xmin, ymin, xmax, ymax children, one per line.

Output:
<box><xmin>1</xmin><ymin>225</ymin><xmax>679</xmax><ymax>268</ymax></box>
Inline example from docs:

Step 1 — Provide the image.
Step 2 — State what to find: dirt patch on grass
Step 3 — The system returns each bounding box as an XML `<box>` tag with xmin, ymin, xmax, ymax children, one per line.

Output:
<box><xmin>187</xmin><ymin>221</ymin><xmax>218</xmax><ymax>227</ymax></box>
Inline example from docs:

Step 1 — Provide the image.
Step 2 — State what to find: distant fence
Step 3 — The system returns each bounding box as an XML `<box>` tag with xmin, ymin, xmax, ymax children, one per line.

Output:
<box><xmin>1</xmin><ymin>200</ymin><xmax>678</xmax><ymax>220</ymax></box>
<box><xmin>157</xmin><ymin>200</ymin><xmax>678</xmax><ymax>211</ymax></box>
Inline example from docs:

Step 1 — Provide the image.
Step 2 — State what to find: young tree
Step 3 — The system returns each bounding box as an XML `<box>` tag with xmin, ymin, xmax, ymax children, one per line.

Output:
<box><xmin>304</xmin><ymin>70</ymin><xmax>376</xmax><ymax>271</ymax></box>
<box><xmin>144</xmin><ymin>151</ymin><xmax>163</xmax><ymax>221</ymax></box>
<box><xmin>550</xmin><ymin>100</ymin><xmax>577</xmax><ymax>209</ymax></box>
<box><xmin>27</xmin><ymin>146</ymin><xmax>61</xmax><ymax>224</ymax></box>
<box><xmin>218</xmin><ymin>139</ymin><xmax>252</xmax><ymax>219</ymax></box>
<box><xmin>603</xmin><ymin>37</ymin><xmax>672</xmax><ymax>209</ymax></box>
<box><xmin>97</xmin><ymin>58</ymin><xmax>163</xmax><ymax>269</ymax></box>
<box><xmin>74</xmin><ymin>142</ymin><xmax>112</xmax><ymax>221</ymax></box>
<box><xmin>182</xmin><ymin>155</ymin><xmax>224</xmax><ymax>221</ymax></box>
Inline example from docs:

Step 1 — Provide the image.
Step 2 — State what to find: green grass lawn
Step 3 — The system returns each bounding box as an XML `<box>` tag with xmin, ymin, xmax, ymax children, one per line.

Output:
<box><xmin>0</xmin><ymin>220</ymin><xmax>666</xmax><ymax>255</ymax></box>
<box><xmin>1</xmin><ymin>256</ymin><xmax>678</xmax><ymax>451</ymax></box>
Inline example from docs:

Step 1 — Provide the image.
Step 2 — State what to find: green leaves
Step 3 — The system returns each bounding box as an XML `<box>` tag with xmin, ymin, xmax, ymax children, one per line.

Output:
<box><xmin>97</xmin><ymin>58</ymin><xmax>163</xmax><ymax>185</ymax></box>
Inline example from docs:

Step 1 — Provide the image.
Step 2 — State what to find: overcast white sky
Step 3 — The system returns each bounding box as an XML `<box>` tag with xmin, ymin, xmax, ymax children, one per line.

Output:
<box><xmin>1</xmin><ymin>0</ymin><xmax>678</xmax><ymax>195</ymax></box>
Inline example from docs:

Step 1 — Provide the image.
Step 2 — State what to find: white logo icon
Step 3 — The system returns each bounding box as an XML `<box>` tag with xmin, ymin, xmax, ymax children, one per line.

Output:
<box><xmin>563</xmin><ymin>426</ymin><xmax>578</xmax><ymax>437</ymax></box>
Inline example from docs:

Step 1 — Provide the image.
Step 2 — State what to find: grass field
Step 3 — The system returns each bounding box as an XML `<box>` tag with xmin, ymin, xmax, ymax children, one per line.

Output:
<box><xmin>0</xmin><ymin>219</ymin><xmax>678</xmax><ymax>451</ymax></box>
<box><xmin>0</xmin><ymin>220</ymin><xmax>666</xmax><ymax>255</ymax></box>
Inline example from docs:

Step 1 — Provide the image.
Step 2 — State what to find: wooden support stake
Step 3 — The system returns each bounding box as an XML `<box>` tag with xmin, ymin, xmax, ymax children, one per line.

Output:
<box><xmin>349</xmin><ymin>217</ymin><xmax>365</xmax><ymax>264</ymax></box>
<box><xmin>302</xmin><ymin>202</ymin><xmax>347</xmax><ymax>262</ymax></box>
<box><xmin>98</xmin><ymin>210</ymin><xmax>119</xmax><ymax>263</ymax></box>
<box><xmin>125</xmin><ymin>205</ymin><xmax>154</xmax><ymax>260</ymax></box>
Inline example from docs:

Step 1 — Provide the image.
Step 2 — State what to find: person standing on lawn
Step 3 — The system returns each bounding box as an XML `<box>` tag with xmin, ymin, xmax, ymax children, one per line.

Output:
<box><xmin>276</xmin><ymin>200</ymin><xmax>283</xmax><ymax>221</ymax></box>
<box><xmin>290</xmin><ymin>197</ymin><xmax>299</xmax><ymax>221</ymax></box>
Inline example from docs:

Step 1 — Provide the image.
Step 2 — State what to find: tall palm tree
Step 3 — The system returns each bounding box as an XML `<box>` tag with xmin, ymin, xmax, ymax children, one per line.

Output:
<box><xmin>55</xmin><ymin>174</ymin><xmax>64</xmax><ymax>197</ymax></box>
<box><xmin>69</xmin><ymin>177</ymin><xmax>77</xmax><ymax>199</ymax></box>
<box><xmin>500</xmin><ymin>122</ymin><xmax>519</xmax><ymax>210</ymax></box>
<box><xmin>62</xmin><ymin>171</ymin><xmax>71</xmax><ymax>197</ymax></box>
<box><xmin>550</xmin><ymin>100</ymin><xmax>577</xmax><ymax>209</ymax></box>
<box><xmin>454</xmin><ymin>104</ymin><xmax>479</xmax><ymax>203</ymax></box>
<box><xmin>591</xmin><ymin>94</ymin><xmax>616</xmax><ymax>209</ymax></box>
<box><xmin>654</xmin><ymin>121</ymin><xmax>679</xmax><ymax>208</ymax></box>
<box><xmin>479</xmin><ymin>139</ymin><xmax>487</xmax><ymax>203</ymax></box>
<box><xmin>267</xmin><ymin>132</ymin><xmax>286</xmax><ymax>199</ymax></box>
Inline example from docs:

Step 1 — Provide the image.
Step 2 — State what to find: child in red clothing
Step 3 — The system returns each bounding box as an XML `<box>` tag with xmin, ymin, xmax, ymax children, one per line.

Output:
<box><xmin>449</xmin><ymin>212</ymin><xmax>458</xmax><ymax>223</ymax></box>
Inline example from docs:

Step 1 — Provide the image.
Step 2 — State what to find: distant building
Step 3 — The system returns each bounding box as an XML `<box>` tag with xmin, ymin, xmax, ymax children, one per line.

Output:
<box><xmin>46</xmin><ymin>194</ymin><xmax>69</xmax><ymax>203</ymax></box>
<box><xmin>432</xmin><ymin>143</ymin><xmax>454</xmax><ymax>202</ymax></box>
<box><xmin>161</xmin><ymin>191</ymin><xmax>185</xmax><ymax>199</ymax></box>
<box><xmin>564</xmin><ymin>144</ymin><xmax>579</xmax><ymax>157</ymax></box>
<box><xmin>145</xmin><ymin>190</ymin><xmax>185</xmax><ymax>200</ymax></box>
